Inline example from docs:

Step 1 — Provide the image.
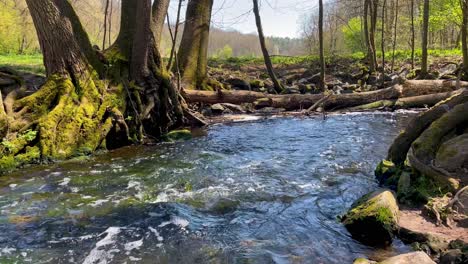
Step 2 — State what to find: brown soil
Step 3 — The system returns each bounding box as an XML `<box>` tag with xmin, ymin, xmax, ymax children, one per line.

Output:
<box><xmin>399</xmin><ymin>208</ymin><xmax>468</xmax><ymax>243</ymax></box>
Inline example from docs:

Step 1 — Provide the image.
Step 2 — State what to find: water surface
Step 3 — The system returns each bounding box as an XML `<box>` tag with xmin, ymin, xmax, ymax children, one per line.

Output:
<box><xmin>0</xmin><ymin>112</ymin><xmax>416</xmax><ymax>263</ymax></box>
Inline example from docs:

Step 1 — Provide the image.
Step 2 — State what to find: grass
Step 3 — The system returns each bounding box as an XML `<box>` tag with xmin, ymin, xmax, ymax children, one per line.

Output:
<box><xmin>0</xmin><ymin>54</ymin><xmax>44</xmax><ymax>75</ymax></box>
<box><xmin>0</xmin><ymin>49</ymin><xmax>463</xmax><ymax>76</ymax></box>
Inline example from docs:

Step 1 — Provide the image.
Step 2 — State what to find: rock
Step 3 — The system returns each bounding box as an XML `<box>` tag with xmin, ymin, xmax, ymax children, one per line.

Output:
<box><xmin>397</xmin><ymin>172</ymin><xmax>411</xmax><ymax>200</ymax></box>
<box><xmin>254</xmin><ymin>98</ymin><xmax>272</xmax><ymax>109</ymax></box>
<box><xmin>342</xmin><ymin>190</ymin><xmax>399</xmax><ymax>246</ymax></box>
<box><xmin>298</xmin><ymin>83</ymin><xmax>315</xmax><ymax>94</ymax></box>
<box><xmin>398</xmin><ymin>226</ymin><xmax>449</xmax><ymax>254</ymax></box>
<box><xmin>208</xmin><ymin>198</ymin><xmax>240</xmax><ymax>214</ymax></box>
<box><xmin>163</xmin><ymin>129</ymin><xmax>192</xmax><ymax>142</ymax></box>
<box><xmin>439</xmin><ymin>64</ymin><xmax>458</xmax><ymax>78</ymax></box>
<box><xmin>307</xmin><ymin>73</ymin><xmax>322</xmax><ymax>84</ymax></box>
<box><xmin>353</xmin><ymin>258</ymin><xmax>377</xmax><ymax>264</ymax></box>
<box><xmin>282</xmin><ymin>86</ymin><xmax>301</xmax><ymax>94</ymax></box>
<box><xmin>220</xmin><ymin>103</ymin><xmax>245</xmax><ymax>113</ymax></box>
<box><xmin>250</xmin><ymin>79</ymin><xmax>265</xmax><ymax>89</ymax></box>
<box><xmin>379</xmin><ymin>252</ymin><xmax>435</xmax><ymax>264</ymax></box>
<box><xmin>226</xmin><ymin>78</ymin><xmax>251</xmax><ymax>90</ymax></box>
<box><xmin>210</xmin><ymin>103</ymin><xmax>225</xmax><ymax>114</ymax></box>
<box><xmin>435</xmin><ymin>133</ymin><xmax>468</xmax><ymax>174</ymax></box>
<box><xmin>440</xmin><ymin>249</ymin><xmax>466</xmax><ymax>264</ymax></box>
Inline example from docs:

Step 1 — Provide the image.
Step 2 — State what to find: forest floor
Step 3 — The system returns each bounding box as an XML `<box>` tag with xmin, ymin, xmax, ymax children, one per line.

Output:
<box><xmin>400</xmin><ymin>208</ymin><xmax>468</xmax><ymax>243</ymax></box>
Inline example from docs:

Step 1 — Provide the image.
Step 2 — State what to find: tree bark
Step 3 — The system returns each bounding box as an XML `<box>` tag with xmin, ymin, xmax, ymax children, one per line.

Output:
<box><xmin>253</xmin><ymin>0</ymin><xmax>284</xmax><ymax>93</ymax></box>
<box><xmin>461</xmin><ymin>0</ymin><xmax>468</xmax><ymax>75</ymax></box>
<box><xmin>319</xmin><ymin>0</ymin><xmax>326</xmax><ymax>91</ymax></box>
<box><xmin>410</xmin><ymin>0</ymin><xmax>415</xmax><ymax>69</ymax></box>
<box><xmin>167</xmin><ymin>0</ymin><xmax>184</xmax><ymax>71</ymax></box>
<box><xmin>391</xmin><ymin>0</ymin><xmax>399</xmax><ymax>72</ymax></box>
<box><xmin>364</xmin><ymin>0</ymin><xmax>376</xmax><ymax>72</ymax></box>
<box><xmin>152</xmin><ymin>0</ymin><xmax>171</xmax><ymax>53</ymax></box>
<box><xmin>177</xmin><ymin>0</ymin><xmax>214</xmax><ymax>89</ymax></box>
<box><xmin>421</xmin><ymin>0</ymin><xmax>430</xmax><ymax>77</ymax></box>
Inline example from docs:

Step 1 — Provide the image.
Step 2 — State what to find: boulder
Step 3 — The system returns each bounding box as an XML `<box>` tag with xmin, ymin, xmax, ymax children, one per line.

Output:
<box><xmin>220</xmin><ymin>103</ymin><xmax>245</xmax><ymax>113</ymax></box>
<box><xmin>163</xmin><ymin>129</ymin><xmax>192</xmax><ymax>142</ymax></box>
<box><xmin>342</xmin><ymin>190</ymin><xmax>399</xmax><ymax>246</ymax></box>
<box><xmin>210</xmin><ymin>103</ymin><xmax>225</xmax><ymax>114</ymax></box>
<box><xmin>226</xmin><ymin>78</ymin><xmax>251</xmax><ymax>90</ymax></box>
<box><xmin>379</xmin><ymin>252</ymin><xmax>435</xmax><ymax>264</ymax></box>
<box><xmin>250</xmin><ymin>79</ymin><xmax>265</xmax><ymax>89</ymax></box>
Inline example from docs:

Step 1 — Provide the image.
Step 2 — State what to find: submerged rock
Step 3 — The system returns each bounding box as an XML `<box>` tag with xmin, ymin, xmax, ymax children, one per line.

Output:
<box><xmin>342</xmin><ymin>190</ymin><xmax>399</xmax><ymax>246</ymax></box>
<box><xmin>379</xmin><ymin>252</ymin><xmax>435</xmax><ymax>264</ymax></box>
<box><xmin>163</xmin><ymin>129</ymin><xmax>192</xmax><ymax>142</ymax></box>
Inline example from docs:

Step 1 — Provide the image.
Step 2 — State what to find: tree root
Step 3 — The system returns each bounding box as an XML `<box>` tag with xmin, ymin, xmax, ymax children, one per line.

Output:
<box><xmin>387</xmin><ymin>89</ymin><xmax>468</xmax><ymax>165</ymax></box>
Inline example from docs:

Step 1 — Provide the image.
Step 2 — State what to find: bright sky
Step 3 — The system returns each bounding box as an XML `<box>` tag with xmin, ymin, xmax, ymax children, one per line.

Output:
<box><xmin>168</xmin><ymin>0</ymin><xmax>317</xmax><ymax>38</ymax></box>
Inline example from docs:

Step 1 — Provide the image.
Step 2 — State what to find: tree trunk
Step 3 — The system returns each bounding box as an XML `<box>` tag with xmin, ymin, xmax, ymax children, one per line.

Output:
<box><xmin>177</xmin><ymin>0</ymin><xmax>214</xmax><ymax>89</ymax></box>
<box><xmin>152</xmin><ymin>0</ymin><xmax>171</xmax><ymax>53</ymax></box>
<box><xmin>391</xmin><ymin>0</ymin><xmax>399</xmax><ymax>72</ymax></box>
<box><xmin>381</xmin><ymin>0</ymin><xmax>387</xmax><ymax>86</ymax></box>
<box><xmin>319</xmin><ymin>0</ymin><xmax>326</xmax><ymax>90</ymax></box>
<box><xmin>461</xmin><ymin>0</ymin><xmax>468</xmax><ymax>75</ymax></box>
<box><xmin>370</xmin><ymin>0</ymin><xmax>379</xmax><ymax>70</ymax></box>
<box><xmin>103</xmin><ymin>0</ymin><xmax>110</xmax><ymax>50</ymax></box>
<box><xmin>364</xmin><ymin>0</ymin><xmax>376</xmax><ymax>72</ymax></box>
<box><xmin>410</xmin><ymin>0</ymin><xmax>415</xmax><ymax>69</ymax></box>
<box><xmin>421</xmin><ymin>0</ymin><xmax>430</xmax><ymax>77</ymax></box>
<box><xmin>253</xmin><ymin>0</ymin><xmax>284</xmax><ymax>93</ymax></box>
<box><xmin>167</xmin><ymin>0</ymin><xmax>184</xmax><ymax>71</ymax></box>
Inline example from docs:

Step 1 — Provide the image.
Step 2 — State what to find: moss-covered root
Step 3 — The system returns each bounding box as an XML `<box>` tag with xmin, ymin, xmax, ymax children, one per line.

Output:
<box><xmin>0</xmin><ymin>73</ymin><xmax>125</xmax><ymax>172</ymax></box>
<box><xmin>387</xmin><ymin>90</ymin><xmax>468</xmax><ymax>165</ymax></box>
<box><xmin>408</xmin><ymin>102</ymin><xmax>468</xmax><ymax>191</ymax></box>
<box><xmin>342</xmin><ymin>190</ymin><xmax>399</xmax><ymax>246</ymax></box>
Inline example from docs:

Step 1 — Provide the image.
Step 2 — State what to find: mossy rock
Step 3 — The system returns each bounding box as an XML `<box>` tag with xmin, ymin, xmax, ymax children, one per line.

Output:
<box><xmin>250</xmin><ymin>79</ymin><xmax>265</xmax><ymax>88</ymax></box>
<box><xmin>375</xmin><ymin>159</ymin><xmax>403</xmax><ymax>189</ymax></box>
<box><xmin>163</xmin><ymin>129</ymin><xmax>192</xmax><ymax>142</ymax></box>
<box><xmin>353</xmin><ymin>258</ymin><xmax>376</xmax><ymax>264</ymax></box>
<box><xmin>342</xmin><ymin>190</ymin><xmax>399</xmax><ymax>246</ymax></box>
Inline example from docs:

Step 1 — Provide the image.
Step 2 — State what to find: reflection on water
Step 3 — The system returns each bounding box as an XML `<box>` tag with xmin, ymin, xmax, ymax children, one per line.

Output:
<box><xmin>0</xmin><ymin>111</ymin><xmax>416</xmax><ymax>263</ymax></box>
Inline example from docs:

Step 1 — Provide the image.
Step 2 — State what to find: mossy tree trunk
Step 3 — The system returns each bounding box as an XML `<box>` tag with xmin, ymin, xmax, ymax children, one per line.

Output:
<box><xmin>176</xmin><ymin>0</ymin><xmax>214</xmax><ymax>90</ymax></box>
<box><xmin>0</xmin><ymin>0</ymin><xmax>184</xmax><ymax>172</ymax></box>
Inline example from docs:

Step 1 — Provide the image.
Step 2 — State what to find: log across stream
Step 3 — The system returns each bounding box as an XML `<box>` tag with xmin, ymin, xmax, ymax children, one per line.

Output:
<box><xmin>183</xmin><ymin>80</ymin><xmax>468</xmax><ymax>111</ymax></box>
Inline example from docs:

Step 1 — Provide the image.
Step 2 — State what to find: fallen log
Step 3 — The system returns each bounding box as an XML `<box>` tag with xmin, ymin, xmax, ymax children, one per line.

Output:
<box><xmin>183</xmin><ymin>80</ymin><xmax>468</xmax><ymax>111</ymax></box>
<box><xmin>348</xmin><ymin>90</ymin><xmax>463</xmax><ymax>111</ymax></box>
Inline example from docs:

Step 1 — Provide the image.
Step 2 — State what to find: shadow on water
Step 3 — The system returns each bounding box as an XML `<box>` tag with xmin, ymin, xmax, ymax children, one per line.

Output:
<box><xmin>0</xmin><ymin>111</ymin><xmax>417</xmax><ymax>263</ymax></box>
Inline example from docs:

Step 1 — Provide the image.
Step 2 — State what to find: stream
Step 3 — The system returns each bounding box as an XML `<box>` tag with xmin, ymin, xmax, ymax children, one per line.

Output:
<box><xmin>0</xmin><ymin>112</ymin><xmax>417</xmax><ymax>263</ymax></box>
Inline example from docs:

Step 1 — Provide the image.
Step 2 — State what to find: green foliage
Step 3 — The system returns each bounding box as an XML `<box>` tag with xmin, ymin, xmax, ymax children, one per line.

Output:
<box><xmin>0</xmin><ymin>1</ymin><xmax>21</xmax><ymax>54</ymax></box>
<box><xmin>426</xmin><ymin>0</ymin><xmax>462</xmax><ymax>32</ymax></box>
<box><xmin>213</xmin><ymin>45</ymin><xmax>233</xmax><ymax>59</ymax></box>
<box><xmin>0</xmin><ymin>54</ymin><xmax>45</xmax><ymax>74</ymax></box>
<box><xmin>342</xmin><ymin>17</ymin><xmax>364</xmax><ymax>53</ymax></box>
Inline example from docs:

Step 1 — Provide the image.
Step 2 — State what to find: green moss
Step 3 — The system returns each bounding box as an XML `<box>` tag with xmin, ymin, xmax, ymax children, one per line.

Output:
<box><xmin>163</xmin><ymin>129</ymin><xmax>192</xmax><ymax>142</ymax></box>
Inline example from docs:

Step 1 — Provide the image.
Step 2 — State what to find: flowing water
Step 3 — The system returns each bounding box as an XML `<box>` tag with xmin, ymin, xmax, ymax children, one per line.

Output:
<box><xmin>0</xmin><ymin>112</ymin><xmax>417</xmax><ymax>264</ymax></box>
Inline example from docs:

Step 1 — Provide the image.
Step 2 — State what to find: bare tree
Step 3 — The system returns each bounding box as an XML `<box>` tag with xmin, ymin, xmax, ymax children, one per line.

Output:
<box><xmin>253</xmin><ymin>0</ymin><xmax>283</xmax><ymax>93</ymax></box>
<box><xmin>319</xmin><ymin>0</ymin><xmax>326</xmax><ymax>90</ymax></box>
<box><xmin>421</xmin><ymin>0</ymin><xmax>430</xmax><ymax>77</ymax></box>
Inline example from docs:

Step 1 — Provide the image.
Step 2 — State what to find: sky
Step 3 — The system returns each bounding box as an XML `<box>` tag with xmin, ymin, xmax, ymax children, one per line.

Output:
<box><xmin>168</xmin><ymin>0</ymin><xmax>317</xmax><ymax>38</ymax></box>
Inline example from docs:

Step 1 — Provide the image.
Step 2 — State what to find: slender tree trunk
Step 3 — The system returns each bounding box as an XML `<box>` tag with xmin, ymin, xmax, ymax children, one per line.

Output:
<box><xmin>381</xmin><ymin>0</ymin><xmax>387</xmax><ymax>86</ymax></box>
<box><xmin>108</xmin><ymin>0</ymin><xmax>113</xmax><ymax>47</ymax></box>
<box><xmin>461</xmin><ymin>0</ymin><xmax>468</xmax><ymax>75</ymax></box>
<box><xmin>410</xmin><ymin>0</ymin><xmax>415</xmax><ymax>69</ymax></box>
<box><xmin>167</xmin><ymin>0</ymin><xmax>184</xmax><ymax>71</ymax></box>
<box><xmin>252</xmin><ymin>0</ymin><xmax>283</xmax><ymax>93</ymax></box>
<box><xmin>364</xmin><ymin>0</ymin><xmax>376</xmax><ymax>72</ymax></box>
<box><xmin>370</xmin><ymin>0</ymin><xmax>379</xmax><ymax>70</ymax></box>
<box><xmin>152</xmin><ymin>0</ymin><xmax>171</xmax><ymax>53</ymax></box>
<box><xmin>421</xmin><ymin>0</ymin><xmax>430</xmax><ymax>77</ymax></box>
<box><xmin>103</xmin><ymin>0</ymin><xmax>110</xmax><ymax>50</ymax></box>
<box><xmin>319</xmin><ymin>0</ymin><xmax>326</xmax><ymax>90</ymax></box>
<box><xmin>391</xmin><ymin>0</ymin><xmax>399</xmax><ymax>72</ymax></box>
<box><xmin>177</xmin><ymin>0</ymin><xmax>214</xmax><ymax>89</ymax></box>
